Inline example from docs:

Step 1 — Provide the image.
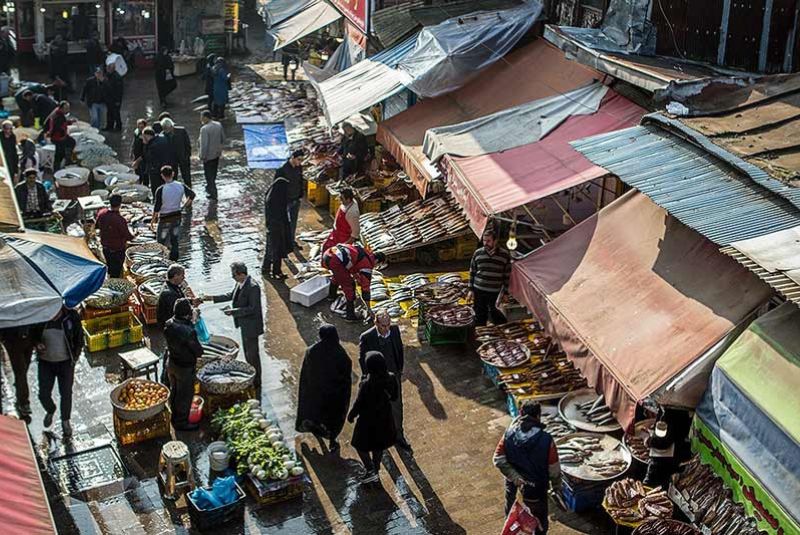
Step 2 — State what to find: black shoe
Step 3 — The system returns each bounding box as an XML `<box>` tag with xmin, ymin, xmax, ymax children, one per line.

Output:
<box><xmin>173</xmin><ymin>423</ymin><xmax>199</xmax><ymax>431</ymax></box>
<box><xmin>396</xmin><ymin>440</ymin><xmax>413</xmax><ymax>454</ymax></box>
<box><xmin>344</xmin><ymin>301</ymin><xmax>359</xmax><ymax>322</ymax></box>
<box><xmin>327</xmin><ymin>283</ymin><xmax>338</xmax><ymax>301</ymax></box>
<box><xmin>271</xmin><ymin>272</ymin><xmax>288</xmax><ymax>280</ymax></box>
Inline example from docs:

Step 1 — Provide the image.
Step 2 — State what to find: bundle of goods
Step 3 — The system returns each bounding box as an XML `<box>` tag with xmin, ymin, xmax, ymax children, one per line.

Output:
<box><xmin>478</xmin><ymin>339</ymin><xmax>531</xmax><ymax>368</ymax></box>
<box><xmin>84</xmin><ymin>278</ymin><xmax>135</xmax><ymax>309</ymax></box>
<box><xmin>110</xmin><ymin>378</ymin><xmax>170</xmax><ymax>420</ymax></box>
<box><xmin>671</xmin><ymin>456</ymin><xmax>762</xmax><ymax>535</ymax></box>
<box><xmin>556</xmin><ymin>433</ymin><xmax>631</xmax><ymax>482</ymax></box>
<box><xmin>211</xmin><ymin>401</ymin><xmax>305</xmax><ymax>482</ymax></box>
<box><xmin>624</xmin><ymin>419</ymin><xmax>655</xmax><ymax>462</ymax></box>
<box><xmin>497</xmin><ymin>354</ymin><xmax>587</xmax><ymax>396</ymax></box>
<box><xmin>632</xmin><ymin>520</ymin><xmax>701</xmax><ymax>535</ymax></box>
<box><xmin>427</xmin><ymin>304</ymin><xmax>474</xmax><ymax>327</ymax></box>
<box><xmin>603</xmin><ymin>478</ymin><xmax>673</xmax><ymax>526</ymax></box>
<box><xmin>360</xmin><ymin>195</ymin><xmax>469</xmax><ymax>254</ymax></box>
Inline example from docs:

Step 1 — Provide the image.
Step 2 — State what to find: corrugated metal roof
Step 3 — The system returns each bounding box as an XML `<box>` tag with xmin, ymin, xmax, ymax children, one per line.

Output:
<box><xmin>410</xmin><ymin>0</ymin><xmax>522</xmax><ymax>27</ymax></box>
<box><xmin>572</xmin><ymin>124</ymin><xmax>800</xmax><ymax>246</ymax></box>
<box><xmin>371</xmin><ymin>1</ymin><xmax>424</xmax><ymax>48</ymax></box>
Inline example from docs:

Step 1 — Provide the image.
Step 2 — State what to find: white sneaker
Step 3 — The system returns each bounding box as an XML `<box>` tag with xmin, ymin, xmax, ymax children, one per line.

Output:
<box><xmin>61</xmin><ymin>420</ymin><xmax>73</xmax><ymax>438</ymax></box>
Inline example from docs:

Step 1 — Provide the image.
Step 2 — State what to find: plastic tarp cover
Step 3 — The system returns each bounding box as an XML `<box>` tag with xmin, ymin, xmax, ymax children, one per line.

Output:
<box><xmin>263</xmin><ymin>0</ymin><xmax>316</xmax><ymax>27</ymax></box>
<box><xmin>696</xmin><ymin>302</ymin><xmax>800</xmax><ymax>527</ymax></box>
<box><xmin>377</xmin><ymin>40</ymin><xmax>602</xmax><ymax>196</ymax></box>
<box><xmin>243</xmin><ymin>124</ymin><xmax>291</xmax><ymax>169</ymax></box>
<box><xmin>396</xmin><ymin>1</ymin><xmax>543</xmax><ymax>98</ymax></box>
<box><xmin>443</xmin><ymin>89</ymin><xmax>644</xmax><ymax>235</ymax></box>
<box><xmin>267</xmin><ymin>0</ymin><xmax>342</xmax><ymax>51</ymax></box>
<box><xmin>509</xmin><ymin>191</ymin><xmax>771</xmax><ymax>430</ymax></box>
<box><xmin>0</xmin><ymin>415</ymin><xmax>56</xmax><ymax>534</ymax></box>
<box><xmin>424</xmin><ymin>83</ymin><xmax>608</xmax><ymax>163</ymax></box>
<box><xmin>304</xmin><ymin>33</ymin><xmax>365</xmax><ymax>84</ymax></box>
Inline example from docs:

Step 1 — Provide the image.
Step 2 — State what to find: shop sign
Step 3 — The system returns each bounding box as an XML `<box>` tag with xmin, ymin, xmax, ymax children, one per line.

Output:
<box><xmin>329</xmin><ymin>0</ymin><xmax>369</xmax><ymax>34</ymax></box>
<box><xmin>224</xmin><ymin>0</ymin><xmax>239</xmax><ymax>33</ymax></box>
<box><xmin>127</xmin><ymin>35</ymin><xmax>156</xmax><ymax>55</ymax></box>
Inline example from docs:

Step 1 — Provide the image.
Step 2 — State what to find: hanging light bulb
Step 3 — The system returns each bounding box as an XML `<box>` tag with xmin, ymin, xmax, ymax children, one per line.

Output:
<box><xmin>62</xmin><ymin>9</ymin><xmax>69</xmax><ymax>18</ymax></box>
<box><xmin>40</xmin><ymin>6</ymin><xmax>46</xmax><ymax>12</ymax></box>
<box><xmin>506</xmin><ymin>216</ymin><xmax>518</xmax><ymax>251</ymax></box>
<box><xmin>95</xmin><ymin>3</ymin><xmax>101</xmax><ymax>8</ymax></box>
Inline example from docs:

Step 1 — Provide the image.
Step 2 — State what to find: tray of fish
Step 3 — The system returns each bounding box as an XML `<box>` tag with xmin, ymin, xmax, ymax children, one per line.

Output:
<box><xmin>125</xmin><ymin>243</ymin><xmax>168</xmax><ymax>265</ymax></box>
<box><xmin>557</xmin><ymin>432</ymin><xmax>631</xmax><ymax>481</ymax></box>
<box><xmin>623</xmin><ymin>418</ymin><xmax>655</xmax><ymax>463</ymax></box>
<box><xmin>559</xmin><ymin>390</ymin><xmax>622</xmax><ymax>433</ymax></box>
<box><xmin>632</xmin><ymin>520</ymin><xmax>701</xmax><ymax>535</ymax></box>
<box><xmin>197</xmin><ymin>335</ymin><xmax>239</xmax><ymax>369</ymax></box>
<box><xmin>478</xmin><ymin>339</ymin><xmax>531</xmax><ymax>368</ymax></box>
<box><xmin>498</xmin><ymin>355</ymin><xmax>587</xmax><ymax>397</ymax></box>
<box><xmin>130</xmin><ymin>258</ymin><xmax>170</xmax><ymax>283</ymax></box>
<box><xmin>84</xmin><ymin>278</ymin><xmax>136</xmax><ymax>309</ymax></box>
<box><xmin>427</xmin><ymin>304</ymin><xmax>475</xmax><ymax>328</ymax></box>
<box><xmin>541</xmin><ymin>405</ymin><xmax>575</xmax><ymax>439</ymax></box>
<box><xmin>371</xmin><ymin>299</ymin><xmax>404</xmax><ymax>318</ymax></box>
<box><xmin>197</xmin><ymin>359</ymin><xmax>256</xmax><ymax>395</ymax></box>
<box><xmin>603</xmin><ymin>478</ymin><xmax>672</xmax><ymax>526</ymax></box>
<box><xmin>413</xmin><ymin>281</ymin><xmax>469</xmax><ymax>308</ymax></box>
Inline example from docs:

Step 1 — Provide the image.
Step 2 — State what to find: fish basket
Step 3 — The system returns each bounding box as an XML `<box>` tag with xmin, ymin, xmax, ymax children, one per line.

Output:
<box><xmin>424</xmin><ymin>320</ymin><xmax>470</xmax><ymax>346</ymax></box>
<box><xmin>245</xmin><ymin>473</ymin><xmax>308</xmax><ymax>507</ymax></box>
<box><xmin>129</xmin><ymin>258</ymin><xmax>170</xmax><ymax>284</ymax></box>
<box><xmin>81</xmin><ymin>295</ymin><xmax>135</xmax><ymax>320</ymax></box>
<box><xmin>386</xmin><ymin>249</ymin><xmax>416</xmax><ymax>264</ymax></box>
<box><xmin>84</xmin><ymin>278</ymin><xmax>136</xmax><ymax>309</ymax></box>
<box><xmin>113</xmin><ymin>183</ymin><xmax>151</xmax><ymax>203</ymax></box>
<box><xmin>197</xmin><ymin>360</ymin><xmax>256</xmax><ymax>395</ymax></box>
<box><xmin>110</xmin><ymin>378</ymin><xmax>170</xmax><ymax>421</ymax></box>
<box><xmin>126</xmin><ymin>243</ymin><xmax>169</xmax><ymax>265</ymax></box>
<box><xmin>83</xmin><ymin>311</ymin><xmax>144</xmax><ymax>352</ymax></box>
<box><xmin>112</xmin><ymin>406</ymin><xmax>171</xmax><ymax>445</ymax></box>
<box><xmin>199</xmin><ymin>336</ymin><xmax>239</xmax><ymax>363</ymax></box>
<box><xmin>202</xmin><ymin>386</ymin><xmax>257</xmax><ymax>417</ymax></box>
<box><xmin>187</xmin><ymin>482</ymin><xmax>246</xmax><ymax>531</ymax></box>
<box><xmin>328</xmin><ymin>193</ymin><xmax>341</xmax><ymax>217</ymax></box>
<box><xmin>306</xmin><ymin>181</ymin><xmax>329</xmax><ymax>207</ymax></box>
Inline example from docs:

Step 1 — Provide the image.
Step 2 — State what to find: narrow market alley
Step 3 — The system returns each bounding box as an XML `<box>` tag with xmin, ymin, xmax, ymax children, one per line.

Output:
<box><xmin>0</xmin><ymin>13</ymin><xmax>605</xmax><ymax>535</ymax></box>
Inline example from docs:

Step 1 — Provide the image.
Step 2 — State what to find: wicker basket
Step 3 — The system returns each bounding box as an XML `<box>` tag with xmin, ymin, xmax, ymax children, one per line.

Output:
<box><xmin>129</xmin><ymin>258</ymin><xmax>170</xmax><ymax>284</ymax></box>
<box><xmin>84</xmin><ymin>278</ymin><xmax>136</xmax><ymax>309</ymax></box>
<box><xmin>126</xmin><ymin>243</ymin><xmax>169</xmax><ymax>265</ymax></box>
<box><xmin>110</xmin><ymin>378</ymin><xmax>171</xmax><ymax>421</ymax></box>
<box><xmin>198</xmin><ymin>360</ymin><xmax>256</xmax><ymax>395</ymax></box>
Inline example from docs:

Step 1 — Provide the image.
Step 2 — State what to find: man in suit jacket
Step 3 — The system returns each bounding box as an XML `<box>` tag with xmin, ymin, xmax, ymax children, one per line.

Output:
<box><xmin>160</xmin><ymin>113</ymin><xmax>193</xmax><ymax>187</ymax></box>
<box><xmin>205</xmin><ymin>262</ymin><xmax>265</xmax><ymax>389</ymax></box>
<box><xmin>359</xmin><ymin>309</ymin><xmax>412</xmax><ymax>453</ymax></box>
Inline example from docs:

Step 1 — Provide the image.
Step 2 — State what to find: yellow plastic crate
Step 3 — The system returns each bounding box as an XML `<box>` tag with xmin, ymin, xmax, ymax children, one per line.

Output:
<box><xmin>82</xmin><ymin>311</ymin><xmax>144</xmax><ymax>352</ymax></box>
<box><xmin>307</xmin><ymin>181</ymin><xmax>329</xmax><ymax>207</ymax></box>
<box><xmin>361</xmin><ymin>199</ymin><xmax>381</xmax><ymax>213</ymax></box>
<box><xmin>328</xmin><ymin>192</ymin><xmax>341</xmax><ymax>217</ymax></box>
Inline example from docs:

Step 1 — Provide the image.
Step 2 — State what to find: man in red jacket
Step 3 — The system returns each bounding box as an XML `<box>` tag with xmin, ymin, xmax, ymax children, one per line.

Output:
<box><xmin>44</xmin><ymin>101</ymin><xmax>75</xmax><ymax>170</ymax></box>
<box><xmin>322</xmin><ymin>243</ymin><xmax>385</xmax><ymax>322</ymax></box>
<box><xmin>95</xmin><ymin>193</ymin><xmax>134</xmax><ymax>278</ymax></box>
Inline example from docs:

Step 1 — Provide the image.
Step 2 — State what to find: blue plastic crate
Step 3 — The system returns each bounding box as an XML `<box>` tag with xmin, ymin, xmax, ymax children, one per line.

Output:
<box><xmin>483</xmin><ymin>361</ymin><xmax>501</xmax><ymax>386</ymax></box>
<box><xmin>507</xmin><ymin>394</ymin><xmax>519</xmax><ymax>417</ymax></box>
<box><xmin>561</xmin><ymin>477</ymin><xmax>606</xmax><ymax>513</ymax></box>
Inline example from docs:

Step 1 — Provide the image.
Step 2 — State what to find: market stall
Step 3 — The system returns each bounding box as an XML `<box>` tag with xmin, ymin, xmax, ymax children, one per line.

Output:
<box><xmin>508</xmin><ymin>191</ymin><xmax>772</xmax><ymax>430</ymax></box>
<box><xmin>690</xmin><ymin>302</ymin><xmax>800</xmax><ymax>534</ymax></box>
<box><xmin>266</xmin><ymin>0</ymin><xmax>341</xmax><ymax>51</ymax></box>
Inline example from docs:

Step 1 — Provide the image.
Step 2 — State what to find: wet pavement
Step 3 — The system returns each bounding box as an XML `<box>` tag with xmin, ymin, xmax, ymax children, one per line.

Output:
<box><xmin>1</xmin><ymin>13</ymin><xmax>610</xmax><ymax>535</ymax></box>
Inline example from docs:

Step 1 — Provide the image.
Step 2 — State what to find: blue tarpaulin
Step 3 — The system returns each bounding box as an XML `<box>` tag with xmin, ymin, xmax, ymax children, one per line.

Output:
<box><xmin>243</xmin><ymin>124</ymin><xmax>291</xmax><ymax>169</ymax></box>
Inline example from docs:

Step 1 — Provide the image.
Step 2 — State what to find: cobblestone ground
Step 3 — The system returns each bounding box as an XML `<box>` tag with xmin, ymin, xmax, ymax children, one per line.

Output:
<box><xmin>1</xmin><ymin>13</ymin><xmax>610</xmax><ymax>535</ymax></box>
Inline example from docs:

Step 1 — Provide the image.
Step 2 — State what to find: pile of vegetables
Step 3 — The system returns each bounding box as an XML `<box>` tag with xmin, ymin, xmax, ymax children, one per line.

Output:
<box><xmin>212</xmin><ymin>400</ymin><xmax>305</xmax><ymax>482</ymax></box>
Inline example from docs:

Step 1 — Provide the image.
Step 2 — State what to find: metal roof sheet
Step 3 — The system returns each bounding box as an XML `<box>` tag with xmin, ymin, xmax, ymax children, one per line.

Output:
<box><xmin>572</xmin><ymin>124</ymin><xmax>800</xmax><ymax>246</ymax></box>
<box><xmin>410</xmin><ymin>0</ymin><xmax>522</xmax><ymax>27</ymax></box>
<box><xmin>371</xmin><ymin>2</ymin><xmax>424</xmax><ymax>48</ymax></box>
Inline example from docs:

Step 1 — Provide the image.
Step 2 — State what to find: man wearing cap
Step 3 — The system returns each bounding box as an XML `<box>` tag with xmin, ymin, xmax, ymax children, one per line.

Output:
<box><xmin>277</xmin><ymin>150</ymin><xmax>304</xmax><ymax>246</ymax></box>
<box><xmin>152</xmin><ymin>166</ymin><xmax>196</xmax><ymax>261</ymax></box>
<box><xmin>95</xmin><ymin>194</ymin><xmax>134</xmax><ymax>278</ymax></box>
<box><xmin>14</xmin><ymin>168</ymin><xmax>51</xmax><ymax>219</ymax></box>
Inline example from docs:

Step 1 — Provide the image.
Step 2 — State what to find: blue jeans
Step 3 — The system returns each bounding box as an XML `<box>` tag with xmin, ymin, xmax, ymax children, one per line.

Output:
<box><xmin>157</xmin><ymin>215</ymin><xmax>181</xmax><ymax>261</ymax></box>
<box><xmin>287</xmin><ymin>198</ymin><xmax>301</xmax><ymax>243</ymax></box>
<box><xmin>89</xmin><ymin>103</ymin><xmax>107</xmax><ymax>129</ymax></box>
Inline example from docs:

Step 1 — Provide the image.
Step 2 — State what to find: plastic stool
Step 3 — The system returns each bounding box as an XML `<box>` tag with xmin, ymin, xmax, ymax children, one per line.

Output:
<box><xmin>158</xmin><ymin>440</ymin><xmax>195</xmax><ymax>500</ymax></box>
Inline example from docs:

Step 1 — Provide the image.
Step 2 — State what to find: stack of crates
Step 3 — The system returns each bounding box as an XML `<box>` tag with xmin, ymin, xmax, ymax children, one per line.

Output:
<box><xmin>83</xmin><ymin>311</ymin><xmax>144</xmax><ymax>352</ymax></box>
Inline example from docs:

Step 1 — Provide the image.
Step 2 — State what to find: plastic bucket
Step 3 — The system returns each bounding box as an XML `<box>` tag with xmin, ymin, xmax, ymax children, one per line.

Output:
<box><xmin>208</xmin><ymin>441</ymin><xmax>230</xmax><ymax>472</ymax></box>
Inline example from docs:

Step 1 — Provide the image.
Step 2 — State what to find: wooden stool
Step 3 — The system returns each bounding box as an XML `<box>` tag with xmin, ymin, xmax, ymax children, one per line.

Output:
<box><xmin>158</xmin><ymin>440</ymin><xmax>195</xmax><ymax>500</ymax></box>
<box><xmin>119</xmin><ymin>346</ymin><xmax>160</xmax><ymax>381</ymax></box>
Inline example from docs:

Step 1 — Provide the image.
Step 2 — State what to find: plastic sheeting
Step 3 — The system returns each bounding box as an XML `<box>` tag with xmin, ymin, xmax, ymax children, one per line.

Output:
<box><xmin>0</xmin><ymin>231</ymin><xmax>106</xmax><ymax>328</ymax></box>
<box><xmin>509</xmin><ymin>191</ymin><xmax>771</xmax><ymax>430</ymax></box>
<box><xmin>243</xmin><ymin>124</ymin><xmax>290</xmax><ymax>169</ymax></box>
<box><xmin>0</xmin><ymin>415</ymin><xmax>56</xmax><ymax>534</ymax></box>
<box><xmin>396</xmin><ymin>1</ymin><xmax>542</xmax><ymax>98</ymax></box>
<box><xmin>267</xmin><ymin>0</ymin><xmax>342</xmax><ymax>51</ymax></box>
<box><xmin>304</xmin><ymin>33</ymin><xmax>365</xmax><ymax>84</ymax></box>
<box><xmin>423</xmin><ymin>83</ymin><xmax>608</xmax><ymax>163</ymax></box>
<box><xmin>262</xmin><ymin>0</ymin><xmax>316</xmax><ymax>27</ymax></box>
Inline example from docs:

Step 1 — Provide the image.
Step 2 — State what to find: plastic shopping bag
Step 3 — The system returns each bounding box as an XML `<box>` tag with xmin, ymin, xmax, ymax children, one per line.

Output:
<box><xmin>194</xmin><ymin>316</ymin><xmax>211</xmax><ymax>344</ymax></box>
<box><xmin>501</xmin><ymin>501</ymin><xmax>540</xmax><ymax>535</ymax></box>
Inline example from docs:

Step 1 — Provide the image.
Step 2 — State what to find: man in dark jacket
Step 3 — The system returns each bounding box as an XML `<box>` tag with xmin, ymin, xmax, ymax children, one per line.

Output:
<box><xmin>205</xmin><ymin>262</ymin><xmax>264</xmax><ymax>389</ymax></box>
<box><xmin>359</xmin><ymin>310</ymin><xmax>411</xmax><ymax>452</ymax></box>
<box><xmin>0</xmin><ymin>27</ymin><xmax>16</xmax><ymax>76</ymax></box>
<box><xmin>105</xmin><ymin>62</ymin><xmax>124</xmax><ymax>131</ymax></box>
<box><xmin>277</xmin><ymin>150</ymin><xmax>304</xmax><ymax>246</ymax></box>
<box><xmin>15</xmin><ymin>168</ymin><xmax>51</xmax><ymax>218</ymax></box>
<box><xmin>163</xmin><ymin>298</ymin><xmax>203</xmax><ymax>431</ymax></box>
<box><xmin>142</xmin><ymin>127</ymin><xmax>176</xmax><ymax>196</ymax></box>
<box><xmin>339</xmin><ymin>122</ymin><xmax>368</xmax><ymax>178</ymax></box>
<box><xmin>160</xmin><ymin>116</ymin><xmax>192</xmax><ymax>186</ymax></box>
<box><xmin>157</xmin><ymin>264</ymin><xmax>202</xmax><ymax>328</ymax></box>
<box><xmin>81</xmin><ymin>67</ymin><xmax>107</xmax><ymax>129</ymax></box>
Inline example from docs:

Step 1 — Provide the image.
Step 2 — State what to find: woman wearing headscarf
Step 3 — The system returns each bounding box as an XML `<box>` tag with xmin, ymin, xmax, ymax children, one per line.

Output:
<box><xmin>347</xmin><ymin>351</ymin><xmax>398</xmax><ymax>483</ymax></box>
<box><xmin>262</xmin><ymin>172</ymin><xmax>292</xmax><ymax>279</ymax></box>
<box><xmin>211</xmin><ymin>57</ymin><xmax>230</xmax><ymax>119</ymax></box>
<box><xmin>295</xmin><ymin>324</ymin><xmax>352</xmax><ymax>452</ymax></box>
<box><xmin>154</xmin><ymin>48</ymin><xmax>177</xmax><ymax>108</ymax></box>
<box><xmin>202</xmin><ymin>53</ymin><xmax>217</xmax><ymax>106</ymax></box>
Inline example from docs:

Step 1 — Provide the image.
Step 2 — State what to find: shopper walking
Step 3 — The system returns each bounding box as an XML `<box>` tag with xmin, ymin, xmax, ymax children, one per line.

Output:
<box><xmin>295</xmin><ymin>324</ymin><xmax>352</xmax><ymax>452</ymax></box>
<box><xmin>198</xmin><ymin>110</ymin><xmax>224</xmax><ymax>200</ymax></box>
<box><xmin>348</xmin><ymin>351</ymin><xmax>398</xmax><ymax>483</ymax></box>
<box><xmin>322</xmin><ymin>188</ymin><xmax>360</xmax><ymax>251</ymax></box>
<box><xmin>0</xmin><ymin>326</ymin><xmax>36</xmax><ymax>418</ymax></box>
<box><xmin>143</xmin><ymin>127</ymin><xmax>176</xmax><ymax>196</ymax></box>
<box><xmin>469</xmin><ymin>227</ymin><xmax>511</xmax><ymax>326</ymax></box>
<box><xmin>262</xmin><ymin>172</ymin><xmax>292</xmax><ymax>279</ymax></box>
<box><xmin>95</xmin><ymin>194</ymin><xmax>134</xmax><ymax>278</ymax></box>
<box><xmin>211</xmin><ymin>57</ymin><xmax>230</xmax><ymax>119</ymax></box>
<box><xmin>277</xmin><ymin>150</ymin><xmax>304</xmax><ymax>246</ymax></box>
<box><xmin>33</xmin><ymin>307</ymin><xmax>83</xmax><ymax>438</ymax></box>
<box><xmin>205</xmin><ymin>262</ymin><xmax>264</xmax><ymax>390</ymax></box>
<box><xmin>359</xmin><ymin>310</ymin><xmax>411</xmax><ymax>452</ymax></box>
<box><xmin>152</xmin><ymin>166</ymin><xmax>195</xmax><ymax>261</ymax></box>
<box><xmin>130</xmin><ymin>118</ymin><xmax>147</xmax><ymax>184</ymax></box>
<box><xmin>105</xmin><ymin>62</ymin><xmax>124</xmax><ymax>131</ymax></box>
<box><xmin>154</xmin><ymin>48</ymin><xmax>177</xmax><ymax>107</ymax></box>
<box><xmin>44</xmin><ymin>101</ymin><xmax>76</xmax><ymax>170</ymax></box>
<box><xmin>1</xmin><ymin>120</ymin><xmax>18</xmax><ymax>181</ymax></box>
<box><xmin>494</xmin><ymin>401</ymin><xmax>561</xmax><ymax>533</ymax></box>
<box><xmin>163</xmin><ymin>298</ymin><xmax>203</xmax><ymax>431</ymax></box>
<box><xmin>161</xmin><ymin>117</ymin><xmax>192</xmax><ymax>186</ymax></box>
<box><xmin>81</xmin><ymin>67</ymin><xmax>107</xmax><ymax>129</ymax></box>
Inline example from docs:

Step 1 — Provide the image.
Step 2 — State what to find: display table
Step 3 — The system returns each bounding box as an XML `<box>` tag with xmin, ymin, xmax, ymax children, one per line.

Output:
<box><xmin>172</xmin><ymin>56</ymin><xmax>200</xmax><ymax>77</ymax></box>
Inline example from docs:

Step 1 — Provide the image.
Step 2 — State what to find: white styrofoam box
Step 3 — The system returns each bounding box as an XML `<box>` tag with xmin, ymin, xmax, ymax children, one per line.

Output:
<box><xmin>290</xmin><ymin>275</ymin><xmax>330</xmax><ymax>307</ymax></box>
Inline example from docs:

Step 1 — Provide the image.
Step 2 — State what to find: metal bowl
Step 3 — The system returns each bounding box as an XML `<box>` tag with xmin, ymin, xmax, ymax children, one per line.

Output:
<box><xmin>110</xmin><ymin>378</ymin><xmax>170</xmax><ymax>421</ymax></box>
<box><xmin>198</xmin><ymin>359</ymin><xmax>256</xmax><ymax>395</ymax></box>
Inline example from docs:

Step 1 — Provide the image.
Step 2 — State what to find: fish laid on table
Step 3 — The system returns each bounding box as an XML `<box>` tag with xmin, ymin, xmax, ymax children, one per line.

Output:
<box><xmin>427</xmin><ymin>304</ymin><xmax>474</xmax><ymax>327</ymax></box>
<box><xmin>479</xmin><ymin>339</ymin><xmax>530</xmax><ymax>368</ymax></box>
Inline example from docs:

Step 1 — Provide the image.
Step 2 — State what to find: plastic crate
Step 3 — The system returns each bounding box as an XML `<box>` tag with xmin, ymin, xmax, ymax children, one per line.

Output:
<box><xmin>361</xmin><ymin>199</ymin><xmax>381</xmax><ymax>213</ymax></box>
<box><xmin>328</xmin><ymin>191</ymin><xmax>341</xmax><ymax>217</ymax></box>
<box><xmin>561</xmin><ymin>476</ymin><xmax>607</xmax><ymax>513</ymax></box>
<box><xmin>507</xmin><ymin>393</ymin><xmax>519</xmax><ymax>417</ymax></box>
<box><xmin>425</xmin><ymin>320</ymin><xmax>469</xmax><ymax>346</ymax></box>
<box><xmin>83</xmin><ymin>311</ymin><xmax>144</xmax><ymax>352</ymax></box>
<box><xmin>138</xmin><ymin>295</ymin><xmax>158</xmax><ymax>325</ymax></box>
<box><xmin>245</xmin><ymin>473</ymin><xmax>308</xmax><ymax>506</ymax></box>
<box><xmin>387</xmin><ymin>249</ymin><xmax>416</xmax><ymax>264</ymax></box>
<box><xmin>112</xmin><ymin>407</ymin><xmax>171</xmax><ymax>446</ymax></box>
<box><xmin>82</xmin><ymin>297</ymin><xmax>134</xmax><ymax>320</ymax></box>
<box><xmin>306</xmin><ymin>181</ymin><xmax>329</xmax><ymax>207</ymax></box>
<box><xmin>187</xmin><ymin>482</ymin><xmax>246</xmax><ymax>531</ymax></box>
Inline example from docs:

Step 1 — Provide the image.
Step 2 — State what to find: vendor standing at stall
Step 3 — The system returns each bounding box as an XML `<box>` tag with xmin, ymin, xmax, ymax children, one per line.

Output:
<box><xmin>163</xmin><ymin>298</ymin><xmax>203</xmax><ymax>431</ymax></box>
<box><xmin>95</xmin><ymin>194</ymin><xmax>134</xmax><ymax>278</ymax></box>
<box><xmin>469</xmin><ymin>228</ymin><xmax>511</xmax><ymax>327</ymax></box>
<box><xmin>339</xmin><ymin>122</ymin><xmax>368</xmax><ymax>178</ymax></box>
<box><xmin>322</xmin><ymin>188</ymin><xmax>359</xmax><ymax>252</ymax></box>
<box><xmin>44</xmin><ymin>101</ymin><xmax>76</xmax><ymax>171</ymax></box>
<box><xmin>322</xmin><ymin>243</ymin><xmax>384</xmax><ymax>322</ymax></box>
<box><xmin>14</xmin><ymin>168</ymin><xmax>51</xmax><ymax>219</ymax></box>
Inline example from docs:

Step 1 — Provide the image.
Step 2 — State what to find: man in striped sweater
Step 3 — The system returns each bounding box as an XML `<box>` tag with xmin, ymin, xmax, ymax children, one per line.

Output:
<box><xmin>469</xmin><ymin>228</ymin><xmax>511</xmax><ymax>326</ymax></box>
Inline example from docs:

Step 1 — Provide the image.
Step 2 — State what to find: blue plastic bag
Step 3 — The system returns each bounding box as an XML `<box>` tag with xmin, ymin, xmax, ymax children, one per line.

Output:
<box><xmin>212</xmin><ymin>476</ymin><xmax>239</xmax><ymax>506</ymax></box>
<box><xmin>195</xmin><ymin>316</ymin><xmax>211</xmax><ymax>344</ymax></box>
<box><xmin>189</xmin><ymin>486</ymin><xmax>223</xmax><ymax>510</ymax></box>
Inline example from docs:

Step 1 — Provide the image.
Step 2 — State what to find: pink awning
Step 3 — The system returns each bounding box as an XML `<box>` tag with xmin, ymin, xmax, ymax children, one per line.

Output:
<box><xmin>509</xmin><ymin>191</ymin><xmax>771</xmax><ymax>430</ymax></box>
<box><xmin>444</xmin><ymin>90</ymin><xmax>645</xmax><ymax>236</ymax></box>
<box><xmin>0</xmin><ymin>415</ymin><xmax>56</xmax><ymax>534</ymax></box>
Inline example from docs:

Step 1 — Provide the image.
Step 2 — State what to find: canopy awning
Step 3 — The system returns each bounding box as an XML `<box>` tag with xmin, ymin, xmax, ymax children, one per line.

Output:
<box><xmin>0</xmin><ymin>157</ymin><xmax>22</xmax><ymax>232</ymax></box>
<box><xmin>317</xmin><ymin>35</ymin><xmax>417</xmax><ymax>127</ymax></box>
<box><xmin>267</xmin><ymin>0</ymin><xmax>342</xmax><ymax>51</ymax></box>
<box><xmin>261</xmin><ymin>0</ymin><xmax>317</xmax><ymax>27</ymax></box>
<box><xmin>509</xmin><ymin>191</ymin><xmax>771</xmax><ymax>430</ymax></box>
<box><xmin>695</xmin><ymin>303</ymin><xmax>800</xmax><ymax>533</ymax></box>
<box><xmin>0</xmin><ymin>415</ymin><xmax>57</xmax><ymax>534</ymax></box>
<box><xmin>441</xmin><ymin>88</ymin><xmax>644</xmax><ymax>235</ymax></box>
<box><xmin>377</xmin><ymin>39</ymin><xmax>602</xmax><ymax>196</ymax></box>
